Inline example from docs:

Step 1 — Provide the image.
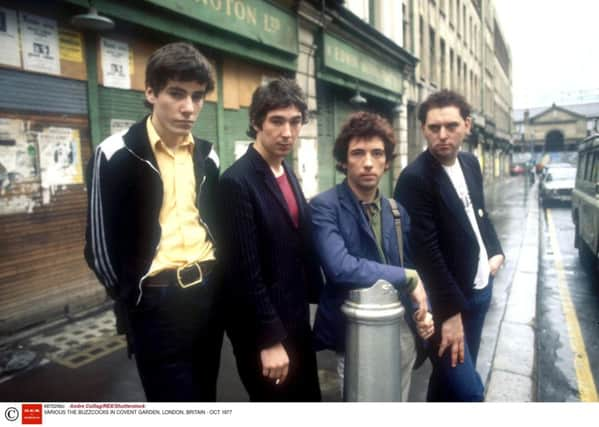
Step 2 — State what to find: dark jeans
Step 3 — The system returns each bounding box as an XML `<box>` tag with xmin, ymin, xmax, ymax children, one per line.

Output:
<box><xmin>427</xmin><ymin>277</ymin><xmax>494</xmax><ymax>402</ymax></box>
<box><xmin>129</xmin><ymin>274</ymin><xmax>223</xmax><ymax>402</ymax></box>
<box><xmin>230</xmin><ymin>326</ymin><xmax>321</xmax><ymax>402</ymax></box>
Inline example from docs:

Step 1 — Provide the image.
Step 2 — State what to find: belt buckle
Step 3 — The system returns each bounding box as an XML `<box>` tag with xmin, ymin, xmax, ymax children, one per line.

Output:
<box><xmin>176</xmin><ymin>262</ymin><xmax>203</xmax><ymax>289</ymax></box>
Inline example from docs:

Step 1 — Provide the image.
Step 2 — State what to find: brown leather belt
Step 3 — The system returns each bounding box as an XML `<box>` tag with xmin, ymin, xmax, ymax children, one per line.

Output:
<box><xmin>144</xmin><ymin>260</ymin><xmax>215</xmax><ymax>289</ymax></box>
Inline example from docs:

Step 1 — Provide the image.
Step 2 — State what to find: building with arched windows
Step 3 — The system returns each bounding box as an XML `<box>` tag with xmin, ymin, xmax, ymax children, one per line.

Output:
<box><xmin>512</xmin><ymin>102</ymin><xmax>599</xmax><ymax>165</ymax></box>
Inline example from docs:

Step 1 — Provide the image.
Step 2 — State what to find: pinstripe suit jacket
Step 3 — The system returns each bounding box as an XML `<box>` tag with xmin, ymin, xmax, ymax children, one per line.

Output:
<box><xmin>218</xmin><ymin>144</ymin><xmax>323</xmax><ymax>349</ymax></box>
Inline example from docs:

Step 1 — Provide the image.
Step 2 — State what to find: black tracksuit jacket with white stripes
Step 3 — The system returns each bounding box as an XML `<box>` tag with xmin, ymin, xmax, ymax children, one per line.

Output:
<box><xmin>84</xmin><ymin>117</ymin><xmax>220</xmax><ymax>307</ymax></box>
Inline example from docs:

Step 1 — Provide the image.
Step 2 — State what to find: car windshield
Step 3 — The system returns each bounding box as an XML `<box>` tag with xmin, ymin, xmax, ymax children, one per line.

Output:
<box><xmin>547</xmin><ymin>168</ymin><xmax>576</xmax><ymax>180</ymax></box>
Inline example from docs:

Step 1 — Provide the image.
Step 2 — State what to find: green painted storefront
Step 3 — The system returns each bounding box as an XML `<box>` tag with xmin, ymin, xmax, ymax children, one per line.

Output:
<box><xmin>316</xmin><ymin>31</ymin><xmax>405</xmax><ymax>197</ymax></box>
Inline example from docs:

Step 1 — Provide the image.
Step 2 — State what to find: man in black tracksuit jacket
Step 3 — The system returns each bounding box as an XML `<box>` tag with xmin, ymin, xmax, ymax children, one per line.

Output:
<box><xmin>84</xmin><ymin>42</ymin><xmax>222</xmax><ymax>401</ymax></box>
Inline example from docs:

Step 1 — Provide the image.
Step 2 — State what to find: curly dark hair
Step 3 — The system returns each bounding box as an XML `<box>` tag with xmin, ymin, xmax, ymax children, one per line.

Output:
<box><xmin>333</xmin><ymin>111</ymin><xmax>396</xmax><ymax>173</ymax></box>
<box><xmin>247</xmin><ymin>78</ymin><xmax>308</xmax><ymax>138</ymax></box>
<box><xmin>417</xmin><ymin>89</ymin><xmax>471</xmax><ymax>124</ymax></box>
<box><xmin>144</xmin><ymin>42</ymin><xmax>215</xmax><ymax>109</ymax></box>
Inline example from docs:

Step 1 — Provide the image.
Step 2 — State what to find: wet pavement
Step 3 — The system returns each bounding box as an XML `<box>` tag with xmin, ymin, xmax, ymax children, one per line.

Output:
<box><xmin>537</xmin><ymin>202</ymin><xmax>599</xmax><ymax>401</ymax></box>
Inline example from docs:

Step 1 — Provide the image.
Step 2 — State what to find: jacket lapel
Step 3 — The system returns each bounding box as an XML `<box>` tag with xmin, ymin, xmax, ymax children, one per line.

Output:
<box><xmin>248</xmin><ymin>145</ymin><xmax>298</xmax><ymax>229</ymax></box>
<box><xmin>380</xmin><ymin>198</ymin><xmax>396</xmax><ymax>264</ymax></box>
<box><xmin>459</xmin><ymin>154</ymin><xmax>481</xmax><ymax>209</ymax></box>
<box><xmin>426</xmin><ymin>150</ymin><xmax>476</xmax><ymax>240</ymax></box>
<box><xmin>123</xmin><ymin>115</ymin><xmax>160</xmax><ymax>172</ymax></box>
<box><xmin>337</xmin><ymin>181</ymin><xmax>377</xmax><ymax>244</ymax></box>
<box><xmin>284</xmin><ymin>161</ymin><xmax>307</xmax><ymax>223</ymax></box>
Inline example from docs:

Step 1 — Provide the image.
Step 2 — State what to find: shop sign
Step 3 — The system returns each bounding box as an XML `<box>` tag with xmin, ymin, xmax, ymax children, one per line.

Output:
<box><xmin>145</xmin><ymin>0</ymin><xmax>297</xmax><ymax>54</ymax></box>
<box><xmin>322</xmin><ymin>33</ymin><xmax>403</xmax><ymax>94</ymax></box>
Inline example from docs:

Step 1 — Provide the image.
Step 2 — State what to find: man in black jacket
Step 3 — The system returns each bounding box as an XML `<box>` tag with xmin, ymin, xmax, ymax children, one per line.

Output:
<box><xmin>218</xmin><ymin>78</ymin><xmax>323</xmax><ymax>401</ymax></box>
<box><xmin>84</xmin><ymin>42</ymin><xmax>222</xmax><ymax>401</ymax></box>
<box><xmin>395</xmin><ymin>90</ymin><xmax>504</xmax><ymax>401</ymax></box>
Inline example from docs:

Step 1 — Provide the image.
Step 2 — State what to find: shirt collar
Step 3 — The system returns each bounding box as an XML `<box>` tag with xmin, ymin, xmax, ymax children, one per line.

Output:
<box><xmin>359</xmin><ymin>189</ymin><xmax>382</xmax><ymax>220</ymax></box>
<box><xmin>146</xmin><ymin>116</ymin><xmax>194</xmax><ymax>151</ymax></box>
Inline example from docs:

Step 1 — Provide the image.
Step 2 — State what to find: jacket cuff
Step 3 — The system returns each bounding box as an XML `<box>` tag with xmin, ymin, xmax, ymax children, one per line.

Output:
<box><xmin>256</xmin><ymin>320</ymin><xmax>288</xmax><ymax>350</ymax></box>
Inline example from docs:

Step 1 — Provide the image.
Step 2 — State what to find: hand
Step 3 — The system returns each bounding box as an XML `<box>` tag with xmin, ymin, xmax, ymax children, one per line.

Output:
<box><xmin>415</xmin><ymin>311</ymin><xmax>434</xmax><ymax>340</ymax></box>
<box><xmin>489</xmin><ymin>254</ymin><xmax>505</xmax><ymax>276</ymax></box>
<box><xmin>438</xmin><ymin>313</ymin><xmax>464</xmax><ymax>368</ymax></box>
<box><xmin>405</xmin><ymin>269</ymin><xmax>428</xmax><ymax>322</ymax></box>
<box><xmin>260</xmin><ymin>342</ymin><xmax>289</xmax><ymax>385</ymax></box>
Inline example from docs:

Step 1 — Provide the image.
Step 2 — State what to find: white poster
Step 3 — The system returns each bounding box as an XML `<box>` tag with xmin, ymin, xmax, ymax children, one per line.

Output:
<box><xmin>20</xmin><ymin>12</ymin><xmax>60</xmax><ymax>75</ymax></box>
<box><xmin>110</xmin><ymin>119</ymin><xmax>135</xmax><ymax>135</ymax></box>
<box><xmin>0</xmin><ymin>118</ymin><xmax>36</xmax><ymax>181</ymax></box>
<box><xmin>101</xmin><ymin>38</ymin><xmax>130</xmax><ymax>89</ymax></box>
<box><xmin>0</xmin><ymin>7</ymin><xmax>20</xmax><ymax>67</ymax></box>
<box><xmin>0</xmin><ymin>118</ymin><xmax>40</xmax><ymax>214</ymax></box>
<box><xmin>38</xmin><ymin>127</ymin><xmax>83</xmax><ymax>188</ymax></box>
<box><xmin>297</xmin><ymin>138</ymin><xmax>318</xmax><ymax>199</ymax></box>
<box><xmin>234</xmin><ymin>140</ymin><xmax>252</xmax><ymax>160</ymax></box>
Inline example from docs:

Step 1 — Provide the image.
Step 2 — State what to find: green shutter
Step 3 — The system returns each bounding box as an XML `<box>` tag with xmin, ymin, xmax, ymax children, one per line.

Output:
<box><xmin>317</xmin><ymin>83</ymin><xmax>336</xmax><ymax>193</ymax></box>
<box><xmin>222</xmin><ymin>108</ymin><xmax>250</xmax><ymax>170</ymax></box>
<box><xmin>98</xmin><ymin>88</ymin><xmax>147</xmax><ymax>140</ymax></box>
<box><xmin>194</xmin><ymin>101</ymin><xmax>218</xmax><ymax>144</ymax></box>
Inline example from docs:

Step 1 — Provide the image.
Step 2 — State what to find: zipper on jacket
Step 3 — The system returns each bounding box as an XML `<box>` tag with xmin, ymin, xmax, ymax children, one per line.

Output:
<box><xmin>197</xmin><ymin>174</ymin><xmax>217</xmax><ymax>244</ymax></box>
<box><xmin>127</xmin><ymin>147</ymin><xmax>162</xmax><ymax>306</ymax></box>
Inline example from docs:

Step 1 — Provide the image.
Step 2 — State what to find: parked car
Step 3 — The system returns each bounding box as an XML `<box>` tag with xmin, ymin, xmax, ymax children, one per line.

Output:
<box><xmin>540</xmin><ymin>162</ymin><xmax>575</xmax><ymax>181</ymax></box>
<box><xmin>539</xmin><ymin>164</ymin><xmax>576</xmax><ymax>204</ymax></box>
<box><xmin>510</xmin><ymin>163</ymin><xmax>526</xmax><ymax>176</ymax></box>
<box><xmin>572</xmin><ymin>134</ymin><xmax>599</xmax><ymax>274</ymax></box>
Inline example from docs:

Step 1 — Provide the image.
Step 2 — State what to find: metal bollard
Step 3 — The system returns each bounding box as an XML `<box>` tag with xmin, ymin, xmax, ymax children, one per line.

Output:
<box><xmin>341</xmin><ymin>279</ymin><xmax>404</xmax><ymax>402</ymax></box>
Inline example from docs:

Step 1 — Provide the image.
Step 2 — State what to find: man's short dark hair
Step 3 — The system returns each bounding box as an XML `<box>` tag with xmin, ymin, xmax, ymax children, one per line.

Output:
<box><xmin>418</xmin><ymin>89</ymin><xmax>471</xmax><ymax>124</ymax></box>
<box><xmin>333</xmin><ymin>111</ymin><xmax>396</xmax><ymax>173</ymax></box>
<box><xmin>144</xmin><ymin>42</ymin><xmax>215</xmax><ymax>108</ymax></box>
<box><xmin>247</xmin><ymin>78</ymin><xmax>308</xmax><ymax>138</ymax></box>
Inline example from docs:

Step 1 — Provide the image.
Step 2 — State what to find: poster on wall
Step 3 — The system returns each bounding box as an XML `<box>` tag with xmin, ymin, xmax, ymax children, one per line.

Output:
<box><xmin>101</xmin><ymin>37</ymin><xmax>130</xmax><ymax>89</ymax></box>
<box><xmin>38</xmin><ymin>127</ymin><xmax>83</xmax><ymax>188</ymax></box>
<box><xmin>0</xmin><ymin>118</ymin><xmax>41</xmax><ymax>215</ymax></box>
<box><xmin>297</xmin><ymin>138</ymin><xmax>318</xmax><ymax>199</ymax></box>
<box><xmin>20</xmin><ymin>12</ymin><xmax>60</xmax><ymax>75</ymax></box>
<box><xmin>234</xmin><ymin>140</ymin><xmax>252</xmax><ymax>160</ymax></box>
<box><xmin>110</xmin><ymin>119</ymin><xmax>135</xmax><ymax>135</ymax></box>
<box><xmin>0</xmin><ymin>7</ymin><xmax>21</xmax><ymax>67</ymax></box>
<box><xmin>59</xmin><ymin>28</ymin><xmax>83</xmax><ymax>63</ymax></box>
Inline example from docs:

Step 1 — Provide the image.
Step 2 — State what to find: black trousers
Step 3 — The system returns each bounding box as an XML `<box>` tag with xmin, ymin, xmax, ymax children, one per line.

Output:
<box><xmin>230</xmin><ymin>326</ymin><xmax>321</xmax><ymax>402</ymax></box>
<box><xmin>128</xmin><ymin>274</ymin><xmax>223</xmax><ymax>402</ymax></box>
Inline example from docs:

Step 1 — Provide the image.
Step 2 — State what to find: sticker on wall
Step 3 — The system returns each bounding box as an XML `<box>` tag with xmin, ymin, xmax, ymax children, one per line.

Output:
<box><xmin>297</xmin><ymin>138</ymin><xmax>318</xmax><ymax>199</ymax></box>
<box><xmin>59</xmin><ymin>28</ymin><xmax>83</xmax><ymax>63</ymax></box>
<box><xmin>234</xmin><ymin>140</ymin><xmax>252</xmax><ymax>160</ymax></box>
<box><xmin>20</xmin><ymin>12</ymin><xmax>60</xmax><ymax>75</ymax></box>
<box><xmin>101</xmin><ymin>37</ymin><xmax>130</xmax><ymax>89</ymax></box>
<box><xmin>110</xmin><ymin>119</ymin><xmax>135</xmax><ymax>135</ymax></box>
<box><xmin>0</xmin><ymin>118</ymin><xmax>41</xmax><ymax>215</ymax></box>
<box><xmin>38</xmin><ymin>127</ymin><xmax>83</xmax><ymax>188</ymax></box>
<box><xmin>0</xmin><ymin>7</ymin><xmax>21</xmax><ymax>67</ymax></box>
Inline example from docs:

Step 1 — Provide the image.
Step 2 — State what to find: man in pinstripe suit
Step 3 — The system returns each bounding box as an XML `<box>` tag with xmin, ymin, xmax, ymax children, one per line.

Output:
<box><xmin>218</xmin><ymin>78</ymin><xmax>323</xmax><ymax>401</ymax></box>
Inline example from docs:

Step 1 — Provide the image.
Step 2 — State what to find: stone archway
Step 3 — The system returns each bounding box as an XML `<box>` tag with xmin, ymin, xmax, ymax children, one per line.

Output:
<box><xmin>545</xmin><ymin>129</ymin><xmax>565</xmax><ymax>152</ymax></box>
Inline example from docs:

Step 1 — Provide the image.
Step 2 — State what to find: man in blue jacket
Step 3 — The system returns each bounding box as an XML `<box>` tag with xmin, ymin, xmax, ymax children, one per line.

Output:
<box><xmin>310</xmin><ymin>112</ymin><xmax>434</xmax><ymax>401</ymax></box>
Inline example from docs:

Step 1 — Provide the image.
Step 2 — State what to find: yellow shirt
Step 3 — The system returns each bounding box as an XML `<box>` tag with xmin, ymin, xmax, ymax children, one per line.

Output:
<box><xmin>146</xmin><ymin>117</ymin><xmax>215</xmax><ymax>277</ymax></box>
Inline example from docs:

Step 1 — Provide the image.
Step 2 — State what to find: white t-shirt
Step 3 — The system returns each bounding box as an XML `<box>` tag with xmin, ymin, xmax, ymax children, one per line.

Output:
<box><xmin>442</xmin><ymin>161</ymin><xmax>490</xmax><ymax>290</ymax></box>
